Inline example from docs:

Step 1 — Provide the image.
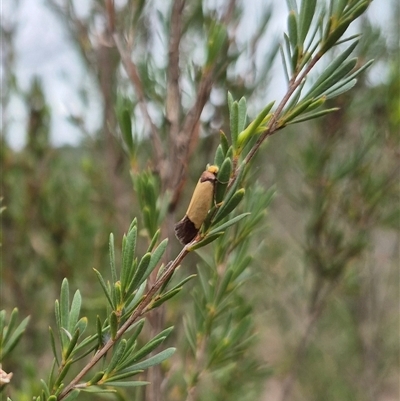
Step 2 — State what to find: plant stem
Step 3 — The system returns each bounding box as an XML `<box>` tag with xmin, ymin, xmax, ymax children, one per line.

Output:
<box><xmin>58</xmin><ymin>245</ymin><xmax>191</xmax><ymax>400</ymax></box>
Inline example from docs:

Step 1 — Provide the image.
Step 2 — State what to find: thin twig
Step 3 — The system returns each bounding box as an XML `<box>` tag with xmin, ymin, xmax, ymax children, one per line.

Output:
<box><xmin>166</xmin><ymin>0</ymin><xmax>185</xmax><ymax>143</ymax></box>
<box><xmin>58</xmin><ymin>244</ymin><xmax>193</xmax><ymax>400</ymax></box>
<box><xmin>112</xmin><ymin>33</ymin><xmax>165</xmax><ymax>170</ymax></box>
<box><xmin>243</xmin><ymin>53</ymin><xmax>322</xmax><ymax>168</ymax></box>
<box><xmin>106</xmin><ymin>0</ymin><xmax>165</xmax><ymax>174</ymax></box>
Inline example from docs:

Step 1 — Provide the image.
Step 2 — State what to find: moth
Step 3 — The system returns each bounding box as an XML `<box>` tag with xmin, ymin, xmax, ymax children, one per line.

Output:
<box><xmin>174</xmin><ymin>165</ymin><xmax>219</xmax><ymax>244</ymax></box>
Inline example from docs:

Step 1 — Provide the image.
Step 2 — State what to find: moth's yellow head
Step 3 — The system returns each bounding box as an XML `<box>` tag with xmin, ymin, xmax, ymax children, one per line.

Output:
<box><xmin>207</xmin><ymin>165</ymin><xmax>219</xmax><ymax>175</ymax></box>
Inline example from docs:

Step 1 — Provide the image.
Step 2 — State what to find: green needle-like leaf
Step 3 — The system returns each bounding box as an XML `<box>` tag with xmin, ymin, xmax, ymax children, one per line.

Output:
<box><xmin>105</xmin><ymin>339</ymin><xmax>127</xmax><ymax>374</ymax></box>
<box><xmin>215</xmin><ymin>157</ymin><xmax>233</xmax><ymax>203</ymax></box>
<box><xmin>219</xmin><ymin>131</ymin><xmax>230</xmax><ymax>155</ymax></box>
<box><xmin>288</xmin><ymin>10</ymin><xmax>298</xmax><ymax>48</ymax></box>
<box><xmin>127</xmin><ymin>252</ymin><xmax>151</xmax><ymax>294</ymax></box>
<box><xmin>49</xmin><ymin>327</ymin><xmax>60</xmax><ymax>366</ymax></box>
<box><xmin>110</xmin><ymin>311</ymin><xmax>119</xmax><ymax>340</ymax></box>
<box><xmin>213</xmin><ymin>189</ymin><xmax>246</xmax><ymax>224</ymax></box>
<box><xmin>120</xmin><ymin>348</ymin><xmax>176</xmax><ymax>372</ymax></box>
<box><xmin>121</xmin><ymin>226</ymin><xmax>137</xmax><ymax>293</ymax></box>
<box><xmin>60</xmin><ymin>279</ymin><xmax>70</xmax><ymax>333</ymax></box>
<box><xmin>237</xmin><ymin>97</ymin><xmax>247</xmax><ymax>133</ymax></box>
<box><xmin>87</xmin><ymin>371</ymin><xmax>105</xmax><ymax>385</ymax></box>
<box><xmin>68</xmin><ymin>290</ymin><xmax>81</xmax><ymax>334</ymax></box>
<box><xmin>93</xmin><ymin>269</ymin><xmax>115</xmax><ymax>309</ymax></box>
<box><xmin>64</xmin><ymin>328</ymin><xmax>80</xmax><ymax>360</ymax></box>
<box><xmin>62</xmin><ymin>389</ymin><xmax>80</xmax><ymax>401</ymax></box>
<box><xmin>109</xmin><ymin>233</ymin><xmax>117</xmax><ymax>284</ymax></box>
<box><xmin>208</xmin><ymin>213</ymin><xmax>250</xmax><ymax>236</ymax></box>
<box><xmin>299</xmin><ymin>0</ymin><xmax>317</xmax><ymax>45</ymax></box>
<box><xmin>101</xmin><ymin>381</ymin><xmax>149</xmax><ymax>387</ymax></box>
<box><xmin>188</xmin><ymin>232</ymin><xmax>225</xmax><ymax>251</ymax></box>
<box><xmin>230</xmin><ymin>101</ymin><xmax>239</xmax><ymax>149</ymax></box>
<box><xmin>149</xmin><ymin>288</ymin><xmax>183</xmax><ymax>309</ymax></box>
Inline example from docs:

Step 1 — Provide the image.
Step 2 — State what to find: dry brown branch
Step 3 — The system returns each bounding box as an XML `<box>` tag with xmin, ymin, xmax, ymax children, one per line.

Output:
<box><xmin>107</xmin><ymin>1</ymin><xmax>165</xmax><ymax>175</ymax></box>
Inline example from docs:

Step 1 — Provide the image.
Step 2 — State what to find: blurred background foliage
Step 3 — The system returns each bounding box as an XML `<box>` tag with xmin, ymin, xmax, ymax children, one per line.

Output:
<box><xmin>1</xmin><ymin>1</ymin><xmax>399</xmax><ymax>400</ymax></box>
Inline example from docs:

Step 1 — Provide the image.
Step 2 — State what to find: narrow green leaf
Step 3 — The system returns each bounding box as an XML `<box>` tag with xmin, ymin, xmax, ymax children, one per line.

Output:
<box><xmin>87</xmin><ymin>371</ymin><xmax>105</xmax><ymax>385</ymax></box>
<box><xmin>109</xmin><ymin>233</ymin><xmax>117</xmax><ymax>284</ymax></box>
<box><xmin>40</xmin><ymin>379</ymin><xmax>50</xmax><ymax>398</ymax></box>
<box><xmin>49</xmin><ymin>327</ymin><xmax>60</xmax><ymax>366</ymax></box>
<box><xmin>93</xmin><ymin>269</ymin><xmax>114</xmax><ymax>309</ymax></box>
<box><xmin>54</xmin><ymin>360</ymin><xmax>72</xmax><ymax>387</ymax></box>
<box><xmin>216</xmin><ymin>269</ymin><xmax>233</xmax><ymax>304</ymax></box>
<box><xmin>305</xmin><ymin>40</ymin><xmax>358</xmax><ymax>99</ymax></box>
<box><xmin>64</xmin><ymin>329</ymin><xmax>80</xmax><ymax>360</ymax></box>
<box><xmin>299</xmin><ymin>0</ymin><xmax>317</xmax><ymax>44</ymax></box>
<box><xmin>214</xmin><ymin>145</ymin><xmax>225</xmax><ymax>168</ymax></box>
<box><xmin>215</xmin><ymin>157</ymin><xmax>233</xmax><ymax>203</ymax></box>
<box><xmin>137</xmin><ymin>239</ymin><xmax>168</xmax><ymax>287</ymax></box>
<box><xmin>230</xmin><ymin>101</ymin><xmax>239</xmax><ymax>149</ymax></box>
<box><xmin>286</xmin><ymin>0</ymin><xmax>298</xmax><ymax>14</ymax></box>
<box><xmin>227</xmin><ymin>92</ymin><xmax>234</xmax><ymax>114</ymax></box>
<box><xmin>324</xmin><ymin>59</ymin><xmax>373</xmax><ymax>97</ymax></box>
<box><xmin>62</xmin><ymin>389</ymin><xmax>80</xmax><ymax>401</ymax></box>
<box><xmin>80</xmin><ymin>386</ymin><xmax>115</xmax><ymax>393</ymax></box>
<box><xmin>320</xmin><ymin>17</ymin><xmax>352</xmax><ymax>53</ymax></box>
<box><xmin>55</xmin><ymin>301</ymin><xmax>61</xmax><ymax>333</ymax></box>
<box><xmin>0</xmin><ymin>310</ymin><xmax>5</xmax><ymax>342</ymax></box>
<box><xmin>74</xmin><ymin>317</ymin><xmax>87</xmax><ymax>337</ymax></box>
<box><xmin>120</xmin><ymin>109</ymin><xmax>133</xmax><ymax>153</ymax></box>
<box><xmin>343</xmin><ymin>0</ymin><xmax>370</xmax><ymax>20</ymax></box>
<box><xmin>197</xmin><ymin>265</ymin><xmax>212</xmax><ymax>302</ymax></box>
<box><xmin>147</xmin><ymin>229</ymin><xmax>161</xmax><ymax>253</ymax></box>
<box><xmin>209</xmin><ymin>213</ymin><xmax>251</xmax><ymax>236</ymax></box>
<box><xmin>280</xmin><ymin>45</ymin><xmax>290</xmax><ymax>83</ymax></box>
<box><xmin>213</xmin><ymin>189</ymin><xmax>246</xmax><ymax>224</ymax></box>
<box><xmin>121</xmin><ymin>348</ymin><xmax>176</xmax><ymax>372</ymax></box>
<box><xmin>237</xmin><ymin>97</ymin><xmax>247</xmax><ymax>133</ymax></box>
<box><xmin>280</xmin><ymin>98</ymin><xmax>314</xmax><ymax>125</ymax></box>
<box><xmin>287</xmin><ymin>107</ymin><xmax>340</xmax><ymax>124</ymax></box>
<box><xmin>288</xmin><ymin>10</ymin><xmax>298</xmax><ymax>48</ymax></box>
<box><xmin>60</xmin><ymin>279</ymin><xmax>70</xmax><ymax>332</ymax></box>
<box><xmin>110</xmin><ymin>311</ymin><xmax>119</xmax><ymax>340</ymax></box>
<box><xmin>130</xmin><ymin>337</ymin><xmax>167</xmax><ymax>363</ymax></box>
<box><xmin>285</xmin><ymin>79</ymin><xmax>306</xmax><ymax>112</ymax></box>
<box><xmin>127</xmin><ymin>253</ymin><xmax>151</xmax><ymax>294</ymax></box>
<box><xmin>102</xmin><ymin>370</ymin><xmax>143</xmax><ymax>382</ymax></box>
<box><xmin>325</xmin><ymin>78</ymin><xmax>357</xmax><ymax>98</ymax></box>
<box><xmin>161</xmin><ymin>274</ymin><xmax>197</xmax><ymax>302</ymax></box>
<box><xmin>149</xmin><ymin>288</ymin><xmax>182</xmax><ymax>309</ymax></box>
<box><xmin>291</xmin><ymin>45</ymin><xmax>300</xmax><ymax>73</ymax></box>
<box><xmin>188</xmin><ymin>232</ymin><xmax>224</xmax><ymax>251</ymax></box>
<box><xmin>333</xmin><ymin>0</ymin><xmax>348</xmax><ymax>18</ymax></box>
<box><xmin>152</xmin><ymin>326</ymin><xmax>174</xmax><ymax>342</ymax></box>
<box><xmin>219</xmin><ymin>131</ymin><xmax>230</xmax><ymax>154</ymax></box>
<box><xmin>183</xmin><ymin>317</ymin><xmax>196</xmax><ymax>353</ymax></box>
<box><xmin>101</xmin><ymin>381</ymin><xmax>149</xmax><ymax>388</ymax></box>
<box><xmin>124</xmin><ymin>281</ymin><xmax>147</xmax><ymax>313</ymax></box>
<box><xmin>68</xmin><ymin>290</ymin><xmax>81</xmax><ymax>333</ymax></box>
<box><xmin>236</xmin><ymin>101</ymin><xmax>275</xmax><ymax>149</ymax></box>
<box><xmin>306</xmin><ymin>57</ymin><xmax>358</xmax><ymax>99</ymax></box>
<box><xmin>1</xmin><ymin>315</ymin><xmax>30</xmax><ymax>358</ymax></box>
<box><xmin>96</xmin><ymin>315</ymin><xmax>104</xmax><ymax>348</ymax></box>
<box><xmin>106</xmin><ymin>339</ymin><xmax>127</xmax><ymax>374</ymax></box>
<box><xmin>121</xmin><ymin>226</ymin><xmax>137</xmax><ymax>293</ymax></box>
<box><xmin>2</xmin><ymin>308</ymin><xmax>18</xmax><ymax>344</ymax></box>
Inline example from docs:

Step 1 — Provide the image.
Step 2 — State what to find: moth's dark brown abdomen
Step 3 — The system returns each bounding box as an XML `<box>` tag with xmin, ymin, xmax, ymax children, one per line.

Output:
<box><xmin>174</xmin><ymin>215</ymin><xmax>198</xmax><ymax>244</ymax></box>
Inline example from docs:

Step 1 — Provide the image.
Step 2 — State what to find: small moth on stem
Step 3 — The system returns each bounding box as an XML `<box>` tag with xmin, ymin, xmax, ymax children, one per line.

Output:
<box><xmin>174</xmin><ymin>165</ymin><xmax>219</xmax><ymax>244</ymax></box>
